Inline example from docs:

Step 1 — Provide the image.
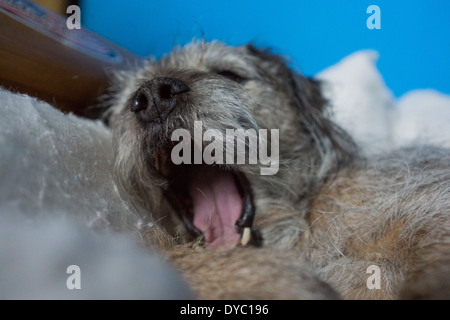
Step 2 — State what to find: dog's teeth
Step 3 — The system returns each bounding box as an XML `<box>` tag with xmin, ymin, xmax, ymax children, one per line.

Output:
<box><xmin>241</xmin><ymin>227</ymin><xmax>251</xmax><ymax>246</ymax></box>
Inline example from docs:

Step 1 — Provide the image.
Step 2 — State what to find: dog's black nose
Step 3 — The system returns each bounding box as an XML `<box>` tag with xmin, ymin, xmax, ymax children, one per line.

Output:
<box><xmin>130</xmin><ymin>77</ymin><xmax>189</xmax><ymax>123</ymax></box>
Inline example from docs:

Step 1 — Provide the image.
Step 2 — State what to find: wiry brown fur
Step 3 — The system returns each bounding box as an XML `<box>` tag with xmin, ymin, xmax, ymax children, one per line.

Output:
<box><xmin>301</xmin><ymin>147</ymin><xmax>450</xmax><ymax>299</ymax></box>
<box><xmin>107</xmin><ymin>41</ymin><xmax>450</xmax><ymax>299</ymax></box>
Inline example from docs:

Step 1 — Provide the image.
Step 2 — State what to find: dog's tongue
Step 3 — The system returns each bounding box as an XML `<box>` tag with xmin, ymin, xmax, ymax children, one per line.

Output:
<box><xmin>188</xmin><ymin>168</ymin><xmax>242</xmax><ymax>248</ymax></box>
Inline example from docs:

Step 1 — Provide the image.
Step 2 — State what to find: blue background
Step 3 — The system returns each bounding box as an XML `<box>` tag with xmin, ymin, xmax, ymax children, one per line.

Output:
<box><xmin>81</xmin><ymin>0</ymin><xmax>450</xmax><ymax>98</ymax></box>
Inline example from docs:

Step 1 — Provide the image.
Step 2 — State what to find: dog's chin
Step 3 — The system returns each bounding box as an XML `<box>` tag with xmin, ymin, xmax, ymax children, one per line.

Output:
<box><xmin>152</xmin><ymin>146</ymin><xmax>261</xmax><ymax>249</ymax></box>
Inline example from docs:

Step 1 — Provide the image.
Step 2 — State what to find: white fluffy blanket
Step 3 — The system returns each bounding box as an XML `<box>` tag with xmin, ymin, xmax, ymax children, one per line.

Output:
<box><xmin>0</xmin><ymin>91</ymin><xmax>192</xmax><ymax>299</ymax></box>
<box><xmin>318</xmin><ymin>50</ymin><xmax>450</xmax><ymax>153</ymax></box>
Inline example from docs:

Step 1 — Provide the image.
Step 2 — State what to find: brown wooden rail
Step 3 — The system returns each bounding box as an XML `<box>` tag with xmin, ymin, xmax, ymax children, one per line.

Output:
<box><xmin>0</xmin><ymin>1</ymin><xmax>142</xmax><ymax>118</ymax></box>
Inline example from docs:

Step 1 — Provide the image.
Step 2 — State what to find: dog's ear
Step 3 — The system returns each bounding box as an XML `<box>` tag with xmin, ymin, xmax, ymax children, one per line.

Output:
<box><xmin>289</xmin><ymin>74</ymin><xmax>327</xmax><ymax>113</ymax></box>
<box><xmin>287</xmin><ymin>70</ymin><xmax>331</xmax><ymax>142</ymax></box>
<box><xmin>245</xmin><ymin>44</ymin><xmax>326</xmax><ymax>112</ymax></box>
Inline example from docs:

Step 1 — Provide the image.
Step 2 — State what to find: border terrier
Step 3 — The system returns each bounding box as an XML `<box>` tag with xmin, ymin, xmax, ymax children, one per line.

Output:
<box><xmin>107</xmin><ymin>41</ymin><xmax>450</xmax><ymax>299</ymax></box>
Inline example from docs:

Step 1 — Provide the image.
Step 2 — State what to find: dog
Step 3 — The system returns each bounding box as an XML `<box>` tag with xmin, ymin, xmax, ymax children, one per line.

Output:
<box><xmin>106</xmin><ymin>41</ymin><xmax>450</xmax><ymax>299</ymax></box>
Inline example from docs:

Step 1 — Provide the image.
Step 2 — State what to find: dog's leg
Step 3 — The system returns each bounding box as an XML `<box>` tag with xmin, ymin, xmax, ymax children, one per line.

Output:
<box><xmin>166</xmin><ymin>245</ymin><xmax>341</xmax><ymax>300</ymax></box>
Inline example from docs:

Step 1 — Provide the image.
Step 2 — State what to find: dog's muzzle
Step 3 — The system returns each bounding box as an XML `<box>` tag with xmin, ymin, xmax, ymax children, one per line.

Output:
<box><xmin>128</xmin><ymin>77</ymin><xmax>261</xmax><ymax>249</ymax></box>
<box><xmin>130</xmin><ymin>77</ymin><xmax>190</xmax><ymax>123</ymax></box>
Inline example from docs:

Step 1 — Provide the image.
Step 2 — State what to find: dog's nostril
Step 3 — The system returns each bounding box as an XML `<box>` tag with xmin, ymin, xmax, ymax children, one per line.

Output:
<box><xmin>158</xmin><ymin>84</ymin><xmax>173</xmax><ymax>100</ymax></box>
<box><xmin>158</xmin><ymin>78</ymin><xmax>190</xmax><ymax>99</ymax></box>
<box><xmin>131</xmin><ymin>77</ymin><xmax>189</xmax><ymax>122</ymax></box>
<box><xmin>131</xmin><ymin>91</ymin><xmax>149</xmax><ymax>113</ymax></box>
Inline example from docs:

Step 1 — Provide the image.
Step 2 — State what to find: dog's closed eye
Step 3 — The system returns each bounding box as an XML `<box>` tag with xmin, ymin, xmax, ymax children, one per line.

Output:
<box><xmin>216</xmin><ymin>70</ymin><xmax>247</xmax><ymax>83</ymax></box>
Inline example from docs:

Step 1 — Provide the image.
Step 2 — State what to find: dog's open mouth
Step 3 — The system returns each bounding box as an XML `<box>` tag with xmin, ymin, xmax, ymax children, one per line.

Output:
<box><xmin>155</xmin><ymin>146</ymin><xmax>260</xmax><ymax>249</ymax></box>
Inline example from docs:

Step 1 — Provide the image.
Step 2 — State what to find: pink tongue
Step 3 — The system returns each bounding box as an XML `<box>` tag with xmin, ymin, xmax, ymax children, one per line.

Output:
<box><xmin>188</xmin><ymin>168</ymin><xmax>242</xmax><ymax>249</ymax></box>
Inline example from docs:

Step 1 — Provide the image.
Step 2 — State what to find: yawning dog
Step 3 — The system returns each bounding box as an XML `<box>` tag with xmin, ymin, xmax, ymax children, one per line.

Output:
<box><xmin>107</xmin><ymin>41</ymin><xmax>450</xmax><ymax>299</ymax></box>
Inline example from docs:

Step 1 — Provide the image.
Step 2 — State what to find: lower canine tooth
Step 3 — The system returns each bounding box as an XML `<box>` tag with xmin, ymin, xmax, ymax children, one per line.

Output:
<box><xmin>241</xmin><ymin>227</ymin><xmax>251</xmax><ymax>246</ymax></box>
